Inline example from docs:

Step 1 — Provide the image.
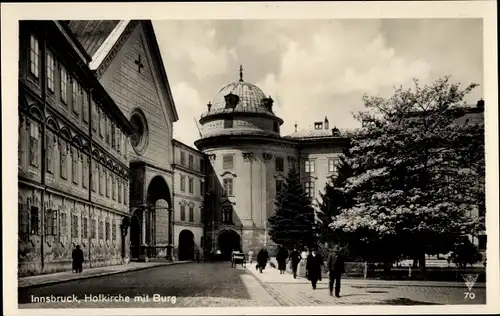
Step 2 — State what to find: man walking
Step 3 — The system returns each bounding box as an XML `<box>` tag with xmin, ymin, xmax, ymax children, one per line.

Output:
<box><xmin>72</xmin><ymin>245</ymin><xmax>84</xmax><ymax>273</ymax></box>
<box><xmin>289</xmin><ymin>247</ymin><xmax>302</xmax><ymax>279</ymax></box>
<box><xmin>327</xmin><ymin>244</ymin><xmax>345</xmax><ymax>297</ymax></box>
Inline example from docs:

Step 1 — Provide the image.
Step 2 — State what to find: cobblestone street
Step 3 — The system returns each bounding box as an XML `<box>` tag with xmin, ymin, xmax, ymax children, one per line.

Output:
<box><xmin>18</xmin><ymin>262</ymin><xmax>486</xmax><ymax>308</ymax></box>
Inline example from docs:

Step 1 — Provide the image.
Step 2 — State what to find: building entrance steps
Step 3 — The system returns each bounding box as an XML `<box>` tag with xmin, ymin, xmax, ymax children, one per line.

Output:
<box><xmin>18</xmin><ymin>261</ymin><xmax>191</xmax><ymax>289</ymax></box>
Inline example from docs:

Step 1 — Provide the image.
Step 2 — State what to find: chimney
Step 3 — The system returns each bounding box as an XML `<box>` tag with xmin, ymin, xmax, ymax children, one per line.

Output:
<box><xmin>324</xmin><ymin>116</ymin><xmax>329</xmax><ymax>130</ymax></box>
<box><xmin>314</xmin><ymin>122</ymin><xmax>323</xmax><ymax>130</ymax></box>
<box><xmin>294</xmin><ymin>122</ymin><xmax>298</xmax><ymax>132</ymax></box>
<box><xmin>477</xmin><ymin>99</ymin><xmax>485</xmax><ymax>109</ymax></box>
<box><xmin>207</xmin><ymin>101</ymin><xmax>212</xmax><ymax>112</ymax></box>
<box><xmin>332</xmin><ymin>126</ymin><xmax>340</xmax><ymax>136</ymax></box>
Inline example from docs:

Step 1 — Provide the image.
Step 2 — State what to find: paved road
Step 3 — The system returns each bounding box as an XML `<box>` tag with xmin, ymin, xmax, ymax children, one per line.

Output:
<box><xmin>18</xmin><ymin>262</ymin><xmax>486</xmax><ymax>308</ymax></box>
<box><xmin>18</xmin><ymin>262</ymin><xmax>278</xmax><ymax>308</ymax></box>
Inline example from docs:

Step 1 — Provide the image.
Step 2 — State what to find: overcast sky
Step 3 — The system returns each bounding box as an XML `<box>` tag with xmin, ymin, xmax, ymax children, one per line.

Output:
<box><xmin>152</xmin><ymin>19</ymin><xmax>483</xmax><ymax>148</ymax></box>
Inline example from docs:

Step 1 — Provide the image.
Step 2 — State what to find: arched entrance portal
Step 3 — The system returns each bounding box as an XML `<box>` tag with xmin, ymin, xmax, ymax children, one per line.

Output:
<box><xmin>178</xmin><ymin>230</ymin><xmax>195</xmax><ymax>261</ymax></box>
<box><xmin>218</xmin><ymin>230</ymin><xmax>241</xmax><ymax>261</ymax></box>
<box><xmin>130</xmin><ymin>211</ymin><xmax>142</xmax><ymax>259</ymax></box>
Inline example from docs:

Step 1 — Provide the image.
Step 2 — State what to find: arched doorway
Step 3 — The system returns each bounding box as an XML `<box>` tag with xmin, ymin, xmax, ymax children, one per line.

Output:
<box><xmin>178</xmin><ymin>230</ymin><xmax>195</xmax><ymax>261</ymax></box>
<box><xmin>218</xmin><ymin>230</ymin><xmax>241</xmax><ymax>261</ymax></box>
<box><xmin>146</xmin><ymin>176</ymin><xmax>172</xmax><ymax>248</ymax></box>
<box><xmin>130</xmin><ymin>211</ymin><xmax>142</xmax><ymax>259</ymax></box>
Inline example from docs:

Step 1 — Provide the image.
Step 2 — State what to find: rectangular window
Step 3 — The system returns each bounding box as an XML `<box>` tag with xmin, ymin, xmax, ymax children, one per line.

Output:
<box><xmin>200</xmin><ymin>158</ymin><xmax>205</xmax><ymax>173</ymax></box>
<box><xmin>72</xmin><ymin>148</ymin><xmax>78</xmax><ymax>184</ymax></box>
<box><xmin>180</xmin><ymin>175</ymin><xmax>186</xmax><ymax>192</ymax></box>
<box><xmin>275</xmin><ymin>157</ymin><xmax>284</xmax><ymax>172</ymax></box>
<box><xmin>19</xmin><ymin>203</ymin><xmax>29</xmax><ymax>237</ymax></box>
<box><xmin>222</xmin><ymin>207</ymin><xmax>232</xmax><ymax>223</ymax></box>
<box><xmin>305</xmin><ymin>181</ymin><xmax>315</xmax><ymax>199</ymax></box>
<box><xmin>188</xmin><ymin>178</ymin><xmax>194</xmax><ymax>194</ymax></box>
<box><xmin>223</xmin><ymin>178</ymin><xmax>233</xmax><ymax>196</ymax></box>
<box><xmin>60</xmin><ymin>140</ymin><xmax>68</xmax><ymax>179</ymax></box>
<box><xmin>328</xmin><ymin>158</ymin><xmax>337</xmax><ymax>173</ymax></box>
<box><xmin>29</xmin><ymin>34</ymin><xmax>39</xmax><ymax>78</ymax></box>
<box><xmin>111</xmin><ymin>124</ymin><xmax>116</xmax><ymax>148</ymax></box>
<box><xmin>46</xmin><ymin>131</ymin><xmax>54</xmax><ymax>173</ymax></box>
<box><xmin>124</xmin><ymin>181</ymin><xmax>128</xmax><ymax>205</ymax></box>
<box><xmin>112</xmin><ymin>175</ymin><xmax>116</xmax><ymax>200</ymax></box>
<box><xmin>112</xmin><ymin>223</ymin><xmax>117</xmax><ymax>241</ymax></box>
<box><xmin>224</xmin><ymin>119</ymin><xmax>233</xmax><ymax>129</ymax></box>
<box><xmin>59</xmin><ymin>212</ymin><xmax>67</xmax><ymax>237</ymax></box>
<box><xmin>92</xmin><ymin>104</ymin><xmax>98</xmax><ymax>131</ymax></box>
<box><xmin>92</xmin><ymin>161</ymin><xmax>97</xmax><ymax>192</ymax></box>
<box><xmin>71</xmin><ymin>214</ymin><xmax>79</xmax><ymax>238</ymax></box>
<box><xmin>99</xmin><ymin>111</ymin><xmax>103</xmax><ymax>137</ymax></box>
<box><xmin>83</xmin><ymin>157</ymin><xmax>88</xmax><ymax>188</ymax></box>
<box><xmin>46</xmin><ymin>51</ymin><xmax>55</xmax><ymax>91</ymax></box>
<box><xmin>82</xmin><ymin>217</ymin><xmax>88</xmax><ymax>239</ymax></box>
<box><xmin>82</xmin><ymin>90</ymin><xmax>89</xmax><ymax>124</ymax></box>
<box><xmin>91</xmin><ymin>219</ymin><xmax>96</xmax><ymax>239</ymax></box>
<box><xmin>180</xmin><ymin>205</ymin><xmax>186</xmax><ymax>221</ymax></box>
<box><xmin>189</xmin><ymin>206</ymin><xmax>194</xmax><ymax>222</ymax></box>
<box><xmin>99</xmin><ymin>221</ymin><xmax>104</xmax><ymax>240</ymax></box>
<box><xmin>106</xmin><ymin>119</ymin><xmax>111</xmax><ymax>144</ymax></box>
<box><xmin>117</xmin><ymin>130</ymin><xmax>121</xmax><ymax>153</ymax></box>
<box><xmin>223</xmin><ymin>155</ymin><xmax>234</xmax><ymax>170</ymax></box>
<box><xmin>60</xmin><ymin>65</ymin><xmax>68</xmax><ymax>104</ymax></box>
<box><xmin>188</xmin><ymin>154</ymin><xmax>194</xmax><ymax>169</ymax></box>
<box><xmin>30</xmin><ymin>207</ymin><xmax>39</xmax><ymax>235</ymax></box>
<box><xmin>45</xmin><ymin>209</ymin><xmax>58</xmax><ymax>236</ymax></box>
<box><xmin>29</xmin><ymin>122</ymin><xmax>40</xmax><ymax>167</ymax></box>
<box><xmin>72</xmin><ymin>80</ymin><xmax>79</xmax><ymax>115</ymax></box>
<box><xmin>106</xmin><ymin>171</ymin><xmax>110</xmax><ymax>197</ymax></box>
<box><xmin>105</xmin><ymin>221</ymin><xmax>110</xmax><ymax>240</ymax></box>
<box><xmin>99</xmin><ymin>166</ymin><xmax>104</xmax><ymax>195</ymax></box>
<box><xmin>180</xmin><ymin>151</ymin><xmax>186</xmax><ymax>166</ymax></box>
<box><xmin>118</xmin><ymin>180</ymin><xmax>122</xmax><ymax>203</ymax></box>
<box><xmin>276</xmin><ymin>179</ymin><xmax>284</xmax><ymax>193</ymax></box>
<box><xmin>200</xmin><ymin>180</ymin><xmax>205</xmax><ymax>195</ymax></box>
<box><xmin>305</xmin><ymin>160</ymin><xmax>315</xmax><ymax>173</ymax></box>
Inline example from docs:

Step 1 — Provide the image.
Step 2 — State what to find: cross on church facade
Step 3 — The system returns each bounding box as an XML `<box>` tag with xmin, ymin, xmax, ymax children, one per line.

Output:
<box><xmin>135</xmin><ymin>55</ymin><xmax>144</xmax><ymax>73</ymax></box>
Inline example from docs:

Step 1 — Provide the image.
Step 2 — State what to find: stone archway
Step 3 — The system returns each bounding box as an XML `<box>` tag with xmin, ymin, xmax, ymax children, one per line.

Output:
<box><xmin>146</xmin><ymin>175</ymin><xmax>172</xmax><ymax>249</ymax></box>
<box><xmin>218</xmin><ymin>230</ymin><xmax>241</xmax><ymax>261</ymax></box>
<box><xmin>178</xmin><ymin>230</ymin><xmax>195</xmax><ymax>261</ymax></box>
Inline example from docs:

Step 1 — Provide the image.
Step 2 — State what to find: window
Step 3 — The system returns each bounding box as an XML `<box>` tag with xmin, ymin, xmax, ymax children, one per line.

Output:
<box><xmin>223</xmin><ymin>155</ymin><xmax>234</xmax><ymax>169</ymax></box>
<box><xmin>305</xmin><ymin>181</ymin><xmax>315</xmax><ymax>198</ymax></box>
<box><xmin>276</xmin><ymin>179</ymin><xmax>284</xmax><ymax>193</ymax></box>
<box><xmin>180</xmin><ymin>205</ymin><xmax>186</xmax><ymax>221</ymax></box>
<box><xmin>111</xmin><ymin>125</ymin><xmax>116</xmax><ymax>148</ymax></box>
<box><xmin>224</xmin><ymin>119</ymin><xmax>233</xmax><ymax>129</ymax></box>
<box><xmin>99</xmin><ymin>166</ymin><xmax>104</xmax><ymax>195</ymax></box>
<box><xmin>72</xmin><ymin>148</ymin><xmax>78</xmax><ymax>184</ymax></box>
<box><xmin>60</xmin><ymin>140</ymin><xmax>68</xmax><ymax>179</ymax></box>
<box><xmin>273</xmin><ymin>121</ymin><xmax>279</xmax><ymax>133</ymax></box>
<box><xmin>188</xmin><ymin>154</ymin><xmax>194</xmax><ymax>169</ymax></box>
<box><xmin>71</xmin><ymin>215</ymin><xmax>79</xmax><ymax>238</ymax></box>
<box><xmin>180</xmin><ymin>175</ymin><xmax>186</xmax><ymax>192</ymax></box>
<box><xmin>275</xmin><ymin>157</ymin><xmax>284</xmax><ymax>172</ymax></box>
<box><xmin>328</xmin><ymin>158</ymin><xmax>337</xmax><ymax>173</ymax></box>
<box><xmin>46</xmin><ymin>51</ymin><xmax>55</xmax><ymax>91</ymax></box>
<box><xmin>112</xmin><ymin>175</ymin><xmax>116</xmax><ymax>200</ymax></box>
<box><xmin>83</xmin><ymin>157</ymin><xmax>88</xmax><ymax>188</ymax></box>
<box><xmin>117</xmin><ymin>130</ymin><xmax>121</xmax><ymax>152</ymax></box>
<box><xmin>30</xmin><ymin>207</ymin><xmax>39</xmax><ymax>235</ymax></box>
<box><xmin>92</xmin><ymin>104</ymin><xmax>98</xmax><ymax>131</ymax></box>
<box><xmin>91</xmin><ymin>219</ymin><xmax>96</xmax><ymax>239</ymax></box>
<box><xmin>92</xmin><ymin>161</ymin><xmax>97</xmax><ymax>192</ymax></box>
<box><xmin>112</xmin><ymin>223</ymin><xmax>117</xmax><ymax>241</ymax></box>
<box><xmin>200</xmin><ymin>158</ymin><xmax>205</xmax><ymax>173</ymax></box>
<box><xmin>189</xmin><ymin>206</ymin><xmax>194</xmax><ymax>222</ymax></box>
<box><xmin>46</xmin><ymin>131</ymin><xmax>55</xmax><ymax>173</ymax></box>
<box><xmin>29</xmin><ymin>121</ymin><xmax>40</xmax><ymax>167</ymax></box>
<box><xmin>29</xmin><ymin>34</ymin><xmax>39</xmax><ymax>78</ymax></box>
<box><xmin>60</xmin><ymin>65</ymin><xmax>68</xmax><ymax>104</ymax></box>
<box><xmin>99</xmin><ymin>111</ymin><xmax>103</xmax><ymax>137</ymax></box>
<box><xmin>180</xmin><ymin>151</ymin><xmax>185</xmax><ymax>166</ymax></box>
<box><xmin>188</xmin><ymin>178</ymin><xmax>194</xmax><ymax>194</ymax></box>
<box><xmin>200</xmin><ymin>180</ymin><xmax>205</xmax><ymax>195</ymax></box>
<box><xmin>222</xmin><ymin>207</ymin><xmax>232</xmax><ymax>223</ymax></box>
<box><xmin>45</xmin><ymin>209</ymin><xmax>58</xmax><ymax>236</ymax></box>
<box><xmin>106</xmin><ymin>171</ymin><xmax>110</xmax><ymax>197</ymax></box>
<box><xmin>82</xmin><ymin>90</ymin><xmax>88</xmax><ymax>123</ymax></box>
<box><xmin>105</xmin><ymin>117</ymin><xmax>110</xmax><ymax>144</ymax></box>
<box><xmin>59</xmin><ymin>212</ymin><xmax>67</xmax><ymax>238</ymax></box>
<box><xmin>99</xmin><ymin>221</ymin><xmax>104</xmax><ymax>240</ymax></box>
<box><xmin>105</xmin><ymin>221</ymin><xmax>110</xmax><ymax>240</ymax></box>
<box><xmin>82</xmin><ymin>217</ymin><xmax>88</xmax><ymax>239</ymax></box>
<box><xmin>305</xmin><ymin>160</ymin><xmax>315</xmax><ymax>173</ymax></box>
<box><xmin>124</xmin><ymin>181</ymin><xmax>128</xmax><ymax>205</ymax></box>
<box><xmin>118</xmin><ymin>180</ymin><xmax>122</xmax><ymax>203</ymax></box>
<box><xmin>19</xmin><ymin>202</ymin><xmax>29</xmax><ymax>237</ymax></box>
<box><xmin>72</xmin><ymin>80</ymin><xmax>79</xmax><ymax>115</ymax></box>
<box><xmin>223</xmin><ymin>178</ymin><xmax>233</xmax><ymax>196</ymax></box>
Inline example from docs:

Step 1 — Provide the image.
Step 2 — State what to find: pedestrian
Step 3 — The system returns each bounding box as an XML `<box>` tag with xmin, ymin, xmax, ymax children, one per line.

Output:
<box><xmin>248</xmin><ymin>249</ymin><xmax>254</xmax><ymax>264</ymax></box>
<box><xmin>257</xmin><ymin>248</ymin><xmax>269</xmax><ymax>273</ymax></box>
<box><xmin>276</xmin><ymin>246</ymin><xmax>288</xmax><ymax>274</ymax></box>
<box><xmin>306</xmin><ymin>248</ymin><xmax>324</xmax><ymax>290</ymax></box>
<box><xmin>196</xmin><ymin>249</ymin><xmax>200</xmax><ymax>263</ymax></box>
<box><xmin>327</xmin><ymin>244</ymin><xmax>345</xmax><ymax>297</ymax></box>
<box><xmin>72</xmin><ymin>245</ymin><xmax>84</xmax><ymax>273</ymax></box>
<box><xmin>289</xmin><ymin>247</ymin><xmax>302</xmax><ymax>279</ymax></box>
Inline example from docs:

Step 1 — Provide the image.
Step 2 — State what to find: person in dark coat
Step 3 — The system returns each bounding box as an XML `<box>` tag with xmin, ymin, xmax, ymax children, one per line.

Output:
<box><xmin>327</xmin><ymin>244</ymin><xmax>345</xmax><ymax>297</ymax></box>
<box><xmin>306</xmin><ymin>249</ymin><xmax>324</xmax><ymax>289</ymax></box>
<box><xmin>289</xmin><ymin>248</ymin><xmax>302</xmax><ymax>279</ymax></box>
<box><xmin>72</xmin><ymin>245</ymin><xmax>84</xmax><ymax>273</ymax></box>
<box><xmin>276</xmin><ymin>247</ymin><xmax>289</xmax><ymax>274</ymax></box>
<box><xmin>256</xmin><ymin>248</ymin><xmax>269</xmax><ymax>273</ymax></box>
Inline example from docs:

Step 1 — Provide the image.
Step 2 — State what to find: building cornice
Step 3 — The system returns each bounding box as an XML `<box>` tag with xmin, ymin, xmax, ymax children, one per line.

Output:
<box><xmin>173</xmin><ymin>164</ymin><xmax>205</xmax><ymax>178</ymax></box>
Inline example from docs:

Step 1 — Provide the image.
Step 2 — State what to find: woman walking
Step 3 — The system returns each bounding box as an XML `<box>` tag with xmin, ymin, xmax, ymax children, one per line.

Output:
<box><xmin>306</xmin><ymin>248</ymin><xmax>324</xmax><ymax>290</ymax></box>
<box><xmin>276</xmin><ymin>246</ymin><xmax>289</xmax><ymax>274</ymax></box>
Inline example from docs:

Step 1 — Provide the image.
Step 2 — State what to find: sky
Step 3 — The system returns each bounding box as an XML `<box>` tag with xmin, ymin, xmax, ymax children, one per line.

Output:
<box><xmin>152</xmin><ymin>19</ymin><xmax>483</xmax><ymax>148</ymax></box>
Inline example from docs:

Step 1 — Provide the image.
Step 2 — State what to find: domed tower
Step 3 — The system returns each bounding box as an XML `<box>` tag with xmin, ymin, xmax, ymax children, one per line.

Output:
<box><xmin>195</xmin><ymin>66</ymin><xmax>297</xmax><ymax>258</ymax></box>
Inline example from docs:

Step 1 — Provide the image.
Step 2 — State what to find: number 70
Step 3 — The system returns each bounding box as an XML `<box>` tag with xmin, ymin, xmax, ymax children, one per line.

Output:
<box><xmin>464</xmin><ymin>292</ymin><xmax>476</xmax><ymax>300</ymax></box>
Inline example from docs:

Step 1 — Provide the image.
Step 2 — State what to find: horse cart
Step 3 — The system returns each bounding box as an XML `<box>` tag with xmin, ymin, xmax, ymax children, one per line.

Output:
<box><xmin>231</xmin><ymin>251</ymin><xmax>246</xmax><ymax>268</ymax></box>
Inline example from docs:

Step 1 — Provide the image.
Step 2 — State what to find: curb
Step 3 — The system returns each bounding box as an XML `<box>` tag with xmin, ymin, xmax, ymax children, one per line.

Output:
<box><xmin>18</xmin><ymin>261</ymin><xmax>192</xmax><ymax>289</ymax></box>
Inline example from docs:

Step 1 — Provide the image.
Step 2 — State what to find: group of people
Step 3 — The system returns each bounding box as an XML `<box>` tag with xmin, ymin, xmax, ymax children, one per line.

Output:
<box><xmin>257</xmin><ymin>244</ymin><xmax>346</xmax><ymax>298</ymax></box>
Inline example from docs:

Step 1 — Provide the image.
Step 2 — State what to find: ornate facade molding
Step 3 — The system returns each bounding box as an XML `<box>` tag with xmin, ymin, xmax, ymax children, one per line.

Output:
<box><xmin>243</xmin><ymin>152</ymin><xmax>253</xmax><ymax>160</ymax></box>
<box><xmin>263</xmin><ymin>153</ymin><xmax>272</xmax><ymax>161</ymax></box>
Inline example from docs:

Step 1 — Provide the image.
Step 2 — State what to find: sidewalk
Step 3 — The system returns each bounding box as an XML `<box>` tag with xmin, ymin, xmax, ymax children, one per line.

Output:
<box><xmin>18</xmin><ymin>261</ymin><xmax>190</xmax><ymax>289</ymax></box>
<box><xmin>247</xmin><ymin>262</ymin><xmax>486</xmax><ymax>288</ymax></box>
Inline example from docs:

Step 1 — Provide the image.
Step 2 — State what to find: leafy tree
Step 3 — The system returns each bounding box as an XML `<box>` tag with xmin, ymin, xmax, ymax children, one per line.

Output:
<box><xmin>448</xmin><ymin>236</ymin><xmax>483</xmax><ymax>268</ymax></box>
<box><xmin>268</xmin><ymin>168</ymin><xmax>316</xmax><ymax>249</ymax></box>
<box><xmin>330</xmin><ymin>76</ymin><xmax>484</xmax><ymax>276</ymax></box>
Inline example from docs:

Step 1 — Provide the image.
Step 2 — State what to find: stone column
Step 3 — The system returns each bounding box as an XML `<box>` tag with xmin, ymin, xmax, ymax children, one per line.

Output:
<box><xmin>166</xmin><ymin>207</ymin><xmax>173</xmax><ymax>261</ymax></box>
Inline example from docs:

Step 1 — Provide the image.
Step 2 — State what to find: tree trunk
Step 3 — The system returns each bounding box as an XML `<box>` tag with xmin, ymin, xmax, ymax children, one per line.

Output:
<box><xmin>412</xmin><ymin>259</ymin><xmax>418</xmax><ymax>268</ymax></box>
<box><xmin>418</xmin><ymin>253</ymin><xmax>427</xmax><ymax>279</ymax></box>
